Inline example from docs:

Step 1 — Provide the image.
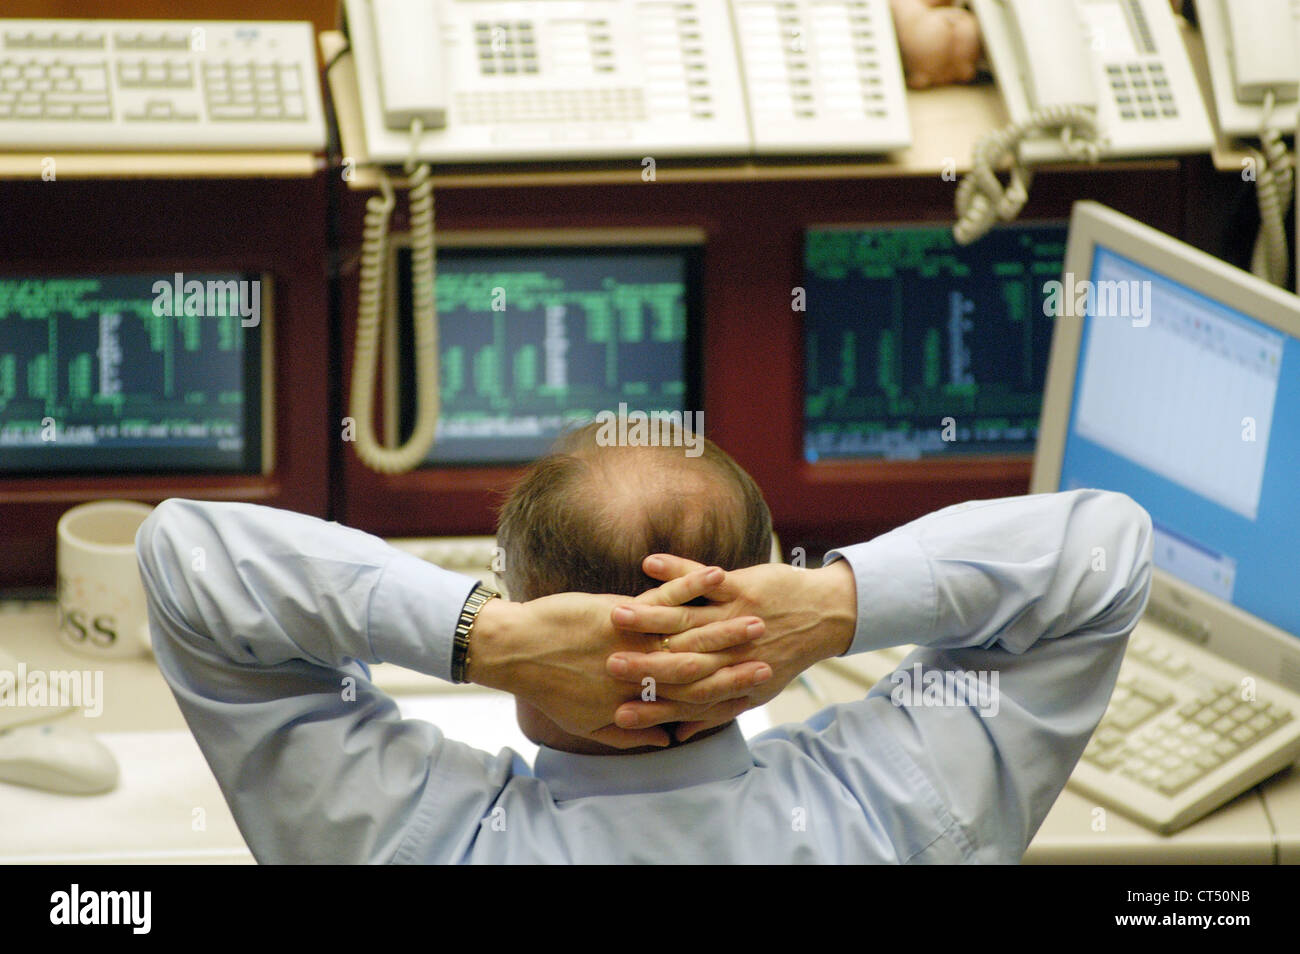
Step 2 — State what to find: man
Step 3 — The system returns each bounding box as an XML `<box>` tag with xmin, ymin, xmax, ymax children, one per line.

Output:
<box><xmin>137</xmin><ymin>423</ymin><xmax>1152</xmax><ymax>863</ymax></box>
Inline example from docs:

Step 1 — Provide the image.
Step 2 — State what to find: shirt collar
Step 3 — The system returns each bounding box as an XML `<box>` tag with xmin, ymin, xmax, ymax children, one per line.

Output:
<box><xmin>533</xmin><ymin>722</ymin><xmax>755</xmax><ymax>801</ymax></box>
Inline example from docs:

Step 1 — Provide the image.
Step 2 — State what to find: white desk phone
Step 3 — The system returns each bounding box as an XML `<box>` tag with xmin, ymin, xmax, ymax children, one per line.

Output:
<box><xmin>971</xmin><ymin>0</ymin><xmax>1214</xmax><ymax>164</ymax></box>
<box><xmin>955</xmin><ymin>0</ymin><xmax>1294</xmax><ymax>283</ymax></box>
<box><xmin>340</xmin><ymin>0</ymin><xmax>913</xmax><ymax>165</ymax></box>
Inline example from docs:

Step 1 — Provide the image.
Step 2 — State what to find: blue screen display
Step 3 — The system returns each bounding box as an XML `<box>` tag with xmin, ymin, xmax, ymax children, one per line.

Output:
<box><xmin>1057</xmin><ymin>245</ymin><xmax>1299</xmax><ymax>638</ymax></box>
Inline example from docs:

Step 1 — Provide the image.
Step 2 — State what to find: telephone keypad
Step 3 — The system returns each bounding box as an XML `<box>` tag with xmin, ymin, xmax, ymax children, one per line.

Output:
<box><xmin>1108</xmin><ymin>61</ymin><xmax>1177</xmax><ymax>122</ymax></box>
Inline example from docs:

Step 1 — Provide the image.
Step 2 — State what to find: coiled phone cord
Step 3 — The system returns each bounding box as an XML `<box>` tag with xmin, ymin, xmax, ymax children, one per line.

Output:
<box><xmin>1248</xmin><ymin>92</ymin><xmax>1295</xmax><ymax>288</ymax></box>
<box><xmin>349</xmin><ymin>123</ymin><xmax>442</xmax><ymax>474</ymax></box>
<box><xmin>953</xmin><ymin>104</ymin><xmax>1105</xmax><ymax>245</ymax></box>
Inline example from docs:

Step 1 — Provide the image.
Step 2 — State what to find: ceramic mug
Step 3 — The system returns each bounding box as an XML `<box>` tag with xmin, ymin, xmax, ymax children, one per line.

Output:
<box><xmin>56</xmin><ymin>500</ymin><xmax>155</xmax><ymax>659</ymax></box>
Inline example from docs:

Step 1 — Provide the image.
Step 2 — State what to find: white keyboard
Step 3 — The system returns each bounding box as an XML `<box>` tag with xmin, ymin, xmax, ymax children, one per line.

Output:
<box><xmin>1072</xmin><ymin>626</ymin><xmax>1300</xmax><ymax>834</ymax></box>
<box><xmin>819</xmin><ymin>624</ymin><xmax>1300</xmax><ymax>835</ymax></box>
<box><xmin>0</xmin><ymin>19</ymin><xmax>326</xmax><ymax>150</ymax></box>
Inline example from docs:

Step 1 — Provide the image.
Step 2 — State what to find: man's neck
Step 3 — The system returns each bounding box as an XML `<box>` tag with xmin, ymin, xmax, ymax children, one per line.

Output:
<box><xmin>519</xmin><ymin>702</ymin><xmax>736</xmax><ymax>755</ymax></box>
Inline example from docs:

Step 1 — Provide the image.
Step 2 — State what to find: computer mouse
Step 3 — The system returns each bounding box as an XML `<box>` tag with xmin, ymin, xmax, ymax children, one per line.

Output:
<box><xmin>0</xmin><ymin>722</ymin><xmax>119</xmax><ymax>795</ymax></box>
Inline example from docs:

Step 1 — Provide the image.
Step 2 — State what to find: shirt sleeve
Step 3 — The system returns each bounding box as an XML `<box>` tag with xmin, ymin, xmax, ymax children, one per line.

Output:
<box><xmin>135</xmin><ymin>497</ymin><xmax>505</xmax><ymax>864</ymax></box>
<box><xmin>813</xmin><ymin>488</ymin><xmax>1153</xmax><ymax>862</ymax></box>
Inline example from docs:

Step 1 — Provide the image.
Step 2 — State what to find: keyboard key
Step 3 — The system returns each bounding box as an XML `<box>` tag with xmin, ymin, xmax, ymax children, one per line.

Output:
<box><xmin>1092</xmin><ymin>749</ymin><xmax>1124</xmax><ymax>770</ymax></box>
<box><xmin>1230</xmin><ymin>704</ymin><xmax>1256</xmax><ymax>723</ymax></box>
<box><xmin>1230</xmin><ymin>725</ymin><xmax>1256</xmax><ymax>745</ymax></box>
<box><xmin>1194</xmin><ymin>709</ymin><xmax>1218</xmax><ymax>727</ymax></box>
<box><xmin>1248</xmin><ymin>714</ymin><xmax>1274</xmax><ymax>733</ymax></box>
<box><xmin>1211</xmin><ymin>717</ymin><xmax>1236</xmax><ymax>735</ymax></box>
<box><xmin>1213</xmin><ymin>739</ymin><xmax>1239</xmax><ymax>758</ymax></box>
<box><xmin>1194</xmin><ymin>751</ymin><xmax>1221</xmax><ymax>771</ymax></box>
<box><xmin>1213</xmin><ymin>697</ymin><xmax>1237</xmax><ymax>714</ymax></box>
<box><xmin>1096</xmin><ymin>727</ymin><xmax>1126</xmax><ymax>748</ymax></box>
<box><xmin>1157</xmin><ymin>765</ymin><xmax>1199</xmax><ymax>795</ymax></box>
<box><xmin>1131</xmin><ymin>680</ymin><xmax>1174</xmax><ymax>705</ymax></box>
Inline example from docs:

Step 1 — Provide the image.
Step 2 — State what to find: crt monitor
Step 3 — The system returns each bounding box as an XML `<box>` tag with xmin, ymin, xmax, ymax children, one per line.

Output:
<box><xmin>1033</xmin><ymin>201</ymin><xmax>1300</xmax><ymax>667</ymax></box>
<box><xmin>0</xmin><ymin>272</ymin><xmax>269</xmax><ymax>474</ymax></box>
<box><xmin>394</xmin><ymin>239</ymin><xmax>702</xmax><ymax>465</ymax></box>
<box><xmin>802</xmin><ymin>221</ymin><xmax>1069</xmax><ymax>461</ymax></box>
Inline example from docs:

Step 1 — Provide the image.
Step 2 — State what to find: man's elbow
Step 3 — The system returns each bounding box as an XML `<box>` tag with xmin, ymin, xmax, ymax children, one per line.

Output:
<box><xmin>1091</xmin><ymin>490</ymin><xmax>1154</xmax><ymax>635</ymax></box>
<box><xmin>134</xmin><ymin>498</ymin><xmax>202</xmax><ymax>634</ymax></box>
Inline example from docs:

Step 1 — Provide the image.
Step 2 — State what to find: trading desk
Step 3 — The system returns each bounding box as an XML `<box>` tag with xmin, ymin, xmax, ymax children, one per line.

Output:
<box><xmin>1</xmin><ymin>599</ymin><xmax>1292</xmax><ymax>864</ymax></box>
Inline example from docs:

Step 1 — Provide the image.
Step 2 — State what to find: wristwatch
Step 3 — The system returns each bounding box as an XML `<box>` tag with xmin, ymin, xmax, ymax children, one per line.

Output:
<box><xmin>451</xmin><ymin>583</ymin><xmax>499</xmax><ymax>684</ymax></box>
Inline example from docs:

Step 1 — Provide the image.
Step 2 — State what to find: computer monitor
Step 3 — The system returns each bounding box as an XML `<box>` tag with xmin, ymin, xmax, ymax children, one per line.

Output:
<box><xmin>802</xmin><ymin>221</ymin><xmax>1069</xmax><ymax>461</ymax></box>
<box><xmin>340</xmin><ymin>229</ymin><xmax>704</xmax><ymax>538</ymax></box>
<box><xmin>1033</xmin><ymin>201</ymin><xmax>1300</xmax><ymax>681</ymax></box>
<box><xmin>0</xmin><ymin>272</ymin><xmax>270</xmax><ymax>475</ymax></box>
<box><xmin>393</xmin><ymin>236</ymin><xmax>702</xmax><ymax>465</ymax></box>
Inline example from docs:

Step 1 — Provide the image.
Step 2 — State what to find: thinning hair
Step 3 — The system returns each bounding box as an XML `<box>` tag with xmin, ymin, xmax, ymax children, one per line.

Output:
<box><xmin>497</xmin><ymin>421</ymin><xmax>772</xmax><ymax>600</ymax></box>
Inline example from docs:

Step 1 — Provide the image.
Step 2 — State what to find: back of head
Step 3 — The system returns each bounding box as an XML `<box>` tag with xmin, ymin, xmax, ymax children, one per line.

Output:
<box><xmin>498</xmin><ymin>421</ymin><xmax>772</xmax><ymax>600</ymax></box>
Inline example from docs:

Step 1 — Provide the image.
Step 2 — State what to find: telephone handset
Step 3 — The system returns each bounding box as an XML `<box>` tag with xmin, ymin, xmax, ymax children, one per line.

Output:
<box><xmin>1003</xmin><ymin>0</ymin><xmax>1097</xmax><ymax>113</ymax></box>
<box><xmin>370</xmin><ymin>0</ymin><xmax>447</xmax><ymax>131</ymax></box>
<box><xmin>954</xmin><ymin>0</ymin><xmax>1214</xmax><ymax>244</ymax></box>
<box><xmin>1197</xmin><ymin>0</ymin><xmax>1297</xmax><ymax>288</ymax></box>
<box><xmin>1198</xmin><ymin>0</ymin><xmax>1299</xmax><ymax>137</ymax></box>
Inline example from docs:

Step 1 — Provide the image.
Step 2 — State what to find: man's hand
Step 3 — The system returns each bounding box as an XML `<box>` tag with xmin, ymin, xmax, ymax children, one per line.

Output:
<box><xmin>605</xmin><ymin>555</ymin><xmax>858</xmax><ymax>741</ymax></box>
<box><xmin>465</xmin><ymin>566</ymin><xmax>774</xmax><ymax>749</ymax></box>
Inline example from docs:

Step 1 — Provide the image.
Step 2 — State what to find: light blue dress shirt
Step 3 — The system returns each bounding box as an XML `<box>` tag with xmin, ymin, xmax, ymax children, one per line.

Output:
<box><xmin>136</xmin><ymin>488</ymin><xmax>1152</xmax><ymax>863</ymax></box>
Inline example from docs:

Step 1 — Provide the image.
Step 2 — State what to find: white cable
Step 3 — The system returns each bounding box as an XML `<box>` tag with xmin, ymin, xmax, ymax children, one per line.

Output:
<box><xmin>1247</xmin><ymin>92</ymin><xmax>1294</xmax><ymax>288</ymax></box>
<box><xmin>953</xmin><ymin>104</ymin><xmax>1105</xmax><ymax>245</ymax></box>
<box><xmin>349</xmin><ymin>128</ymin><xmax>441</xmax><ymax>474</ymax></box>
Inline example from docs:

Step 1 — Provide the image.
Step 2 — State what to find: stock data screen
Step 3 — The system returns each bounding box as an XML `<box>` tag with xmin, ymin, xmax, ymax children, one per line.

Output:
<box><xmin>0</xmin><ymin>274</ymin><xmax>263</xmax><ymax>473</ymax></box>
<box><xmin>398</xmin><ymin>246</ymin><xmax>699</xmax><ymax>464</ymax></box>
<box><xmin>803</xmin><ymin>223</ymin><xmax>1069</xmax><ymax>460</ymax></box>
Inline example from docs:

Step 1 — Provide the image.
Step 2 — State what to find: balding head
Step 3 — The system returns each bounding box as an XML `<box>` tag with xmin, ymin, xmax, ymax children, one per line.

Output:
<box><xmin>498</xmin><ymin>422</ymin><xmax>772</xmax><ymax>600</ymax></box>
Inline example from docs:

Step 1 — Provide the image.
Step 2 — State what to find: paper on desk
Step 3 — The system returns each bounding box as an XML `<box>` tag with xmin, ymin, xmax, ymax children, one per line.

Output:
<box><xmin>0</xmin><ymin>729</ymin><xmax>251</xmax><ymax>864</ymax></box>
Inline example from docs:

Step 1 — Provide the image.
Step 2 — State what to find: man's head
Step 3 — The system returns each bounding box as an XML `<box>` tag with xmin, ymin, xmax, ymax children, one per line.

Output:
<box><xmin>496</xmin><ymin>421</ymin><xmax>773</xmax><ymax>753</ymax></box>
<box><xmin>497</xmin><ymin>421</ymin><xmax>772</xmax><ymax>602</ymax></box>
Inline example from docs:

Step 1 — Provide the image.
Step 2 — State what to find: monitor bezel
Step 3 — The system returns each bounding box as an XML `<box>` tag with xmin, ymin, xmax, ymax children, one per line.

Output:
<box><xmin>0</xmin><ymin>268</ymin><xmax>274</xmax><ymax>477</ymax></box>
<box><xmin>1033</xmin><ymin>200</ymin><xmax>1300</xmax><ymax>688</ymax></box>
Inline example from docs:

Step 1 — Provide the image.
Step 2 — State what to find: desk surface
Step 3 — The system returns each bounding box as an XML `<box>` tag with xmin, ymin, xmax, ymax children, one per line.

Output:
<box><xmin>1</xmin><ymin>599</ymin><xmax>1291</xmax><ymax>863</ymax></box>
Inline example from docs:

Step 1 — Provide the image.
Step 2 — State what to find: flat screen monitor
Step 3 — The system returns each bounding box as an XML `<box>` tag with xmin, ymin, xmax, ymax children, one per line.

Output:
<box><xmin>1034</xmin><ymin>202</ymin><xmax>1300</xmax><ymax>643</ymax></box>
<box><xmin>0</xmin><ymin>272</ymin><xmax>268</xmax><ymax>474</ymax></box>
<box><xmin>395</xmin><ymin>242</ymin><xmax>702</xmax><ymax>465</ymax></box>
<box><xmin>802</xmin><ymin>221</ymin><xmax>1069</xmax><ymax>461</ymax></box>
